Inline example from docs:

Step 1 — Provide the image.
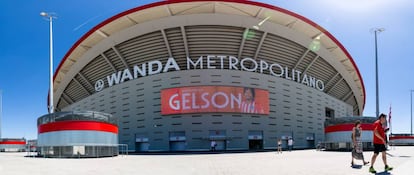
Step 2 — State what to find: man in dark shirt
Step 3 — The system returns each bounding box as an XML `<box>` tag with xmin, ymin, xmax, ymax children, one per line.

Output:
<box><xmin>369</xmin><ymin>113</ymin><xmax>393</xmax><ymax>173</ymax></box>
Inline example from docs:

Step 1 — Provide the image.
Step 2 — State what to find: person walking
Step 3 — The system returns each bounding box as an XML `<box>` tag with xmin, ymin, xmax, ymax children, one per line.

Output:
<box><xmin>351</xmin><ymin>120</ymin><xmax>369</xmax><ymax>167</ymax></box>
<box><xmin>277</xmin><ymin>139</ymin><xmax>282</xmax><ymax>154</ymax></box>
<box><xmin>369</xmin><ymin>113</ymin><xmax>393</xmax><ymax>173</ymax></box>
<box><xmin>288</xmin><ymin>137</ymin><xmax>293</xmax><ymax>151</ymax></box>
<box><xmin>210</xmin><ymin>140</ymin><xmax>216</xmax><ymax>151</ymax></box>
<box><xmin>383</xmin><ymin>121</ymin><xmax>390</xmax><ymax>148</ymax></box>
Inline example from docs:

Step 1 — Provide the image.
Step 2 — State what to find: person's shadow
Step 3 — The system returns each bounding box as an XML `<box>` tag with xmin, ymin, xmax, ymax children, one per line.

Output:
<box><xmin>351</xmin><ymin>165</ymin><xmax>392</xmax><ymax>174</ymax></box>
<box><xmin>350</xmin><ymin>164</ymin><xmax>362</xmax><ymax>169</ymax></box>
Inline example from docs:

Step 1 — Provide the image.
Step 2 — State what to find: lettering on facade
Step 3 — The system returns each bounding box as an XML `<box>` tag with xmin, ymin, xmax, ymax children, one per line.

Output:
<box><xmin>94</xmin><ymin>55</ymin><xmax>325</xmax><ymax>92</ymax></box>
<box><xmin>169</xmin><ymin>91</ymin><xmax>241</xmax><ymax>110</ymax></box>
<box><xmin>161</xmin><ymin>86</ymin><xmax>269</xmax><ymax>115</ymax></box>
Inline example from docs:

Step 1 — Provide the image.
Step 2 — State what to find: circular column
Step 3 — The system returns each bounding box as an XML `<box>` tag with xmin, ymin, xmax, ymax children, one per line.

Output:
<box><xmin>324</xmin><ymin>117</ymin><xmax>376</xmax><ymax>151</ymax></box>
<box><xmin>37</xmin><ymin>111</ymin><xmax>118</xmax><ymax>158</ymax></box>
<box><xmin>0</xmin><ymin>138</ymin><xmax>26</xmax><ymax>152</ymax></box>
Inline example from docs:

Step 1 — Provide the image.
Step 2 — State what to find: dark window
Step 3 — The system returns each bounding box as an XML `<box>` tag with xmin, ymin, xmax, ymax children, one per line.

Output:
<box><xmin>325</xmin><ymin>107</ymin><xmax>335</xmax><ymax>119</ymax></box>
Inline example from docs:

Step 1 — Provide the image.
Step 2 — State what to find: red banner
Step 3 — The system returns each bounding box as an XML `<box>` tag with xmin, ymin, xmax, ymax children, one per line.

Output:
<box><xmin>161</xmin><ymin>86</ymin><xmax>269</xmax><ymax>115</ymax></box>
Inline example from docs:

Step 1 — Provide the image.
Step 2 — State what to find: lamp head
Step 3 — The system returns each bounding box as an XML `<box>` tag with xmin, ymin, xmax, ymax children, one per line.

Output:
<box><xmin>40</xmin><ymin>12</ymin><xmax>48</xmax><ymax>17</ymax></box>
<box><xmin>370</xmin><ymin>28</ymin><xmax>385</xmax><ymax>34</ymax></box>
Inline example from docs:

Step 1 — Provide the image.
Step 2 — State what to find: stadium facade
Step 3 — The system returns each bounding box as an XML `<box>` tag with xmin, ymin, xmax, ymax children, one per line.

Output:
<box><xmin>50</xmin><ymin>0</ymin><xmax>365</xmax><ymax>152</ymax></box>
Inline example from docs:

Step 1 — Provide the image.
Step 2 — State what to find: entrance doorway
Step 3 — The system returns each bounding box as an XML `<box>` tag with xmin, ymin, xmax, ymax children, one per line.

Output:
<box><xmin>210</xmin><ymin>140</ymin><xmax>226</xmax><ymax>151</ymax></box>
<box><xmin>209</xmin><ymin>130</ymin><xmax>227</xmax><ymax>151</ymax></box>
<box><xmin>249</xmin><ymin>140</ymin><xmax>263</xmax><ymax>150</ymax></box>
<box><xmin>169</xmin><ymin>141</ymin><xmax>186</xmax><ymax>151</ymax></box>
<box><xmin>169</xmin><ymin>131</ymin><xmax>186</xmax><ymax>151</ymax></box>
<box><xmin>248</xmin><ymin>130</ymin><xmax>263</xmax><ymax>150</ymax></box>
<box><xmin>135</xmin><ymin>135</ymin><xmax>149</xmax><ymax>152</ymax></box>
<box><xmin>306</xmin><ymin>133</ymin><xmax>315</xmax><ymax>148</ymax></box>
<box><xmin>135</xmin><ymin>142</ymin><xmax>149</xmax><ymax>152</ymax></box>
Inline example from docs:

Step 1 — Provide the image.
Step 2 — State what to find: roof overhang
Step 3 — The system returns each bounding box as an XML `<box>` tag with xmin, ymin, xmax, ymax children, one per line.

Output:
<box><xmin>52</xmin><ymin>0</ymin><xmax>365</xmax><ymax>114</ymax></box>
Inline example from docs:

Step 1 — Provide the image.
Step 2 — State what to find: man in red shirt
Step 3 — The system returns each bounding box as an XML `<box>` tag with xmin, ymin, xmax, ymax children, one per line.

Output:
<box><xmin>369</xmin><ymin>113</ymin><xmax>393</xmax><ymax>173</ymax></box>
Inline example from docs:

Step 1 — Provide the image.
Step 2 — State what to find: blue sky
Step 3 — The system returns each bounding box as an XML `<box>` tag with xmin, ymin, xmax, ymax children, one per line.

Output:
<box><xmin>1</xmin><ymin>0</ymin><xmax>413</xmax><ymax>139</ymax></box>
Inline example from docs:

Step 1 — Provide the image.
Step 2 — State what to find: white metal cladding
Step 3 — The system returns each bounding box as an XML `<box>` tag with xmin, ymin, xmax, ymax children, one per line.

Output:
<box><xmin>37</xmin><ymin>131</ymin><xmax>118</xmax><ymax>146</ymax></box>
<box><xmin>53</xmin><ymin>2</ymin><xmax>364</xmax><ymax>116</ymax></box>
<box><xmin>390</xmin><ymin>138</ymin><xmax>414</xmax><ymax>144</ymax></box>
<box><xmin>0</xmin><ymin>144</ymin><xmax>26</xmax><ymax>150</ymax></box>
<box><xmin>325</xmin><ymin>131</ymin><xmax>373</xmax><ymax>143</ymax></box>
<box><xmin>63</xmin><ymin>68</ymin><xmax>352</xmax><ymax>151</ymax></box>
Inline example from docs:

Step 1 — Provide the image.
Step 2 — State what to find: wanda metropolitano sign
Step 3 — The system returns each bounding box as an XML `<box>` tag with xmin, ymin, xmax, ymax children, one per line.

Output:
<box><xmin>94</xmin><ymin>55</ymin><xmax>325</xmax><ymax>92</ymax></box>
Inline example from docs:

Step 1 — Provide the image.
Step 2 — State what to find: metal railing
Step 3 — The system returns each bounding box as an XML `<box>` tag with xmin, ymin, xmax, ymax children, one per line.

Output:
<box><xmin>33</xmin><ymin>143</ymin><xmax>128</xmax><ymax>158</ymax></box>
<box><xmin>37</xmin><ymin>111</ymin><xmax>117</xmax><ymax>126</ymax></box>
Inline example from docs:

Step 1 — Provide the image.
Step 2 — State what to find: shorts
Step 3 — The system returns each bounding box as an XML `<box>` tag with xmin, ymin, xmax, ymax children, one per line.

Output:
<box><xmin>373</xmin><ymin>144</ymin><xmax>386</xmax><ymax>154</ymax></box>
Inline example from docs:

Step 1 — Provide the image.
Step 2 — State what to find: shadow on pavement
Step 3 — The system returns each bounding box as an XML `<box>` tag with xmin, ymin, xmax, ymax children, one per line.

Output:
<box><xmin>351</xmin><ymin>164</ymin><xmax>362</xmax><ymax>169</ymax></box>
<box><xmin>386</xmin><ymin>153</ymin><xmax>411</xmax><ymax>158</ymax></box>
<box><xmin>375</xmin><ymin>171</ymin><xmax>391</xmax><ymax>175</ymax></box>
<box><xmin>128</xmin><ymin>150</ymin><xmax>278</xmax><ymax>156</ymax></box>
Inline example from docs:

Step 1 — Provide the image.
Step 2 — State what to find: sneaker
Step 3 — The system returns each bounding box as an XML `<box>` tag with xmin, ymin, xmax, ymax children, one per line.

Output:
<box><xmin>369</xmin><ymin>167</ymin><xmax>376</xmax><ymax>174</ymax></box>
<box><xmin>385</xmin><ymin>165</ymin><xmax>393</xmax><ymax>171</ymax></box>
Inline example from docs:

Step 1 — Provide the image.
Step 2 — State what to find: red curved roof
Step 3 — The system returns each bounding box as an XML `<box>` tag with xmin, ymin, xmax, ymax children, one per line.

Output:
<box><xmin>52</xmin><ymin>0</ymin><xmax>365</xmax><ymax>112</ymax></box>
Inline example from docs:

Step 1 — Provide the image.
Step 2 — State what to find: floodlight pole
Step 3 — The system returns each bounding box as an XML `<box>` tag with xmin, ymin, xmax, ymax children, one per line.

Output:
<box><xmin>373</xmin><ymin>28</ymin><xmax>384</xmax><ymax>118</ymax></box>
<box><xmin>411</xmin><ymin>90</ymin><xmax>414</xmax><ymax>135</ymax></box>
<box><xmin>40</xmin><ymin>12</ymin><xmax>56</xmax><ymax>113</ymax></box>
<box><xmin>0</xmin><ymin>89</ymin><xmax>2</xmax><ymax>138</ymax></box>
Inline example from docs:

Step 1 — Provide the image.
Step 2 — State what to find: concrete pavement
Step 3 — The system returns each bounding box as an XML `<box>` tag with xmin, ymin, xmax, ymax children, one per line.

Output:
<box><xmin>0</xmin><ymin>146</ymin><xmax>412</xmax><ymax>175</ymax></box>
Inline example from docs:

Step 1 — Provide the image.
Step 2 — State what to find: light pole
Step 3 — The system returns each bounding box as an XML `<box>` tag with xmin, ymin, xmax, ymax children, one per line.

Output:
<box><xmin>0</xmin><ymin>89</ymin><xmax>2</xmax><ymax>138</ymax></box>
<box><xmin>373</xmin><ymin>28</ymin><xmax>385</xmax><ymax>118</ymax></box>
<box><xmin>40</xmin><ymin>12</ymin><xmax>56</xmax><ymax>114</ymax></box>
<box><xmin>411</xmin><ymin>90</ymin><xmax>414</xmax><ymax>135</ymax></box>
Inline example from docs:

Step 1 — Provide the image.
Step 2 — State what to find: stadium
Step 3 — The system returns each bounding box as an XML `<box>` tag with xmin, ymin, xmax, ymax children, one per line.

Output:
<box><xmin>50</xmin><ymin>0</ymin><xmax>365</xmax><ymax>152</ymax></box>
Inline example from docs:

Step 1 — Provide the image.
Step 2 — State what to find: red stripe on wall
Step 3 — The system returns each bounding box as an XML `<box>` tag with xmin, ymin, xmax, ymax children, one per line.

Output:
<box><xmin>325</xmin><ymin>123</ymin><xmax>374</xmax><ymax>133</ymax></box>
<box><xmin>0</xmin><ymin>141</ymin><xmax>26</xmax><ymax>145</ymax></box>
<box><xmin>389</xmin><ymin>136</ymin><xmax>414</xmax><ymax>140</ymax></box>
<box><xmin>38</xmin><ymin>121</ymin><xmax>118</xmax><ymax>134</ymax></box>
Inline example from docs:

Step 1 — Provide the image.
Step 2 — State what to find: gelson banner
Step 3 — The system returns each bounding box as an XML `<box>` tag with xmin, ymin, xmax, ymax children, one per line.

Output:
<box><xmin>161</xmin><ymin>86</ymin><xmax>269</xmax><ymax>115</ymax></box>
